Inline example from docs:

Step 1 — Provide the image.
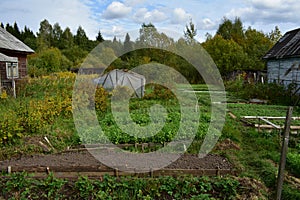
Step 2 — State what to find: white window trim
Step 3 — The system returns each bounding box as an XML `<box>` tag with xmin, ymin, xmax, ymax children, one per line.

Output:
<box><xmin>6</xmin><ymin>62</ymin><xmax>19</xmax><ymax>79</ymax></box>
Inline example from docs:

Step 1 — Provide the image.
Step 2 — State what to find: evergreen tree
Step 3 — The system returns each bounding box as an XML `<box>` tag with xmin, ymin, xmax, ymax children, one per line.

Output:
<box><xmin>22</xmin><ymin>26</ymin><xmax>37</xmax><ymax>50</ymax></box>
<box><xmin>13</xmin><ymin>22</ymin><xmax>21</xmax><ymax>39</ymax></box>
<box><xmin>124</xmin><ymin>33</ymin><xmax>133</xmax><ymax>53</ymax></box>
<box><xmin>113</xmin><ymin>36</ymin><xmax>117</xmax><ymax>43</ymax></box>
<box><xmin>5</xmin><ymin>23</ymin><xmax>14</xmax><ymax>36</ymax></box>
<box><xmin>96</xmin><ymin>30</ymin><xmax>104</xmax><ymax>42</ymax></box>
<box><xmin>74</xmin><ymin>26</ymin><xmax>89</xmax><ymax>50</ymax></box>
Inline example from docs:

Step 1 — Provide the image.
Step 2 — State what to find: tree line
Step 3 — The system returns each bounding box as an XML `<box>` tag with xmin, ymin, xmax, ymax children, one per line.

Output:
<box><xmin>1</xmin><ymin>18</ymin><xmax>282</xmax><ymax>83</ymax></box>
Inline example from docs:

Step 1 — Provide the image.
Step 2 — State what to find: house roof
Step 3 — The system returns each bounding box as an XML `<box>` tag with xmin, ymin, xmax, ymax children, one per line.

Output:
<box><xmin>0</xmin><ymin>27</ymin><xmax>34</xmax><ymax>54</ymax></box>
<box><xmin>263</xmin><ymin>28</ymin><xmax>300</xmax><ymax>60</ymax></box>
<box><xmin>0</xmin><ymin>53</ymin><xmax>18</xmax><ymax>62</ymax></box>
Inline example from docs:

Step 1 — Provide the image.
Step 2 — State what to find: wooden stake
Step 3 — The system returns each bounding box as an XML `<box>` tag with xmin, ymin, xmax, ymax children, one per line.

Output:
<box><xmin>276</xmin><ymin>106</ymin><xmax>293</xmax><ymax>200</ymax></box>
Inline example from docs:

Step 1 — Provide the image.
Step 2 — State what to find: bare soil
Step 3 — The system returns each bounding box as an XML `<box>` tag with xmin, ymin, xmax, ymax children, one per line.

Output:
<box><xmin>0</xmin><ymin>150</ymin><xmax>232</xmax><ymax>170</ymax></box>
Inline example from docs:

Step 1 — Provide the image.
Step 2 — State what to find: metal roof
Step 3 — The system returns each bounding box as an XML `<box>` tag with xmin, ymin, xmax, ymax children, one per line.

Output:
<box><xmin>0</xmin><ymin>52</ymin><xmax>18</xmax><ymax>62</ymax></box>
<box><xmin>0</xmin><ymin>27</ymin><xmax>34</xmax><ymax>53</ymax></box>
<box><xmin>263</xmin><ymin>28</ymin><xmax>300</xmax><ymax>60</ymax></box>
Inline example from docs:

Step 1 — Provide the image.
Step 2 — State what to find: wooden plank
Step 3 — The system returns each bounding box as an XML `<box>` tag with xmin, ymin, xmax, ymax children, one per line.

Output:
<box><xmin>254</xmin><ymin>124</ymin><xmax>300</xmax><ymax>130</ymax></box>
<box><xmin>0</xmin><ymin>165</ymin><xmax>113</xmax><ymax>173</ymax></box>
<box><xmin>259</xmin><ymin>117</ymin><xmax>281</xmax><ymax>129</ymax></box>
<box><xmin>242</xmin><ymin>116</ymin><xmax>300</xmax><ymax>120</ymax></box>
<box><xmin>228</xmin><ymin>111</ymin><xmax>237</xmax><ymax>119</ymax></box>
<box><xmin>0</xmin><ymin>166</ymin><xmax>236</xmax><ymax>178</ymax></box>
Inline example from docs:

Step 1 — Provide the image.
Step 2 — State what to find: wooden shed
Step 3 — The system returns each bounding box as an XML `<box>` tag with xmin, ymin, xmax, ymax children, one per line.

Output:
<box><xmin>263</xmin><ymin>28</ymin><xmax>300</xmax><ymax>87</ymax></box>
<box><xmin>0</xmin><ymin>27</ymin><xmax>34</xmax><ymax>90</ymax></box>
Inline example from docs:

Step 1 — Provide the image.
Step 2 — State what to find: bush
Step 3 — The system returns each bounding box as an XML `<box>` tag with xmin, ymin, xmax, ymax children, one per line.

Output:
<box><xmin>111</xmin><ymin>86</ymin><xmax>134</xmax><ymax>101</ymax></box>
<box><xmin>0</xmin><ymin>111</ymin><xmax>23</xmax><ymax>145</ymax></box>
<box><xmin>281</xmin><ymin>184</ymin><xmax>300</xmax><ymax>200</ymax></box>
<box><xmin>95</xmin><ymin>86</ymin><xmax>108</xmax><ymax>112</ymax></box>
<box><xmin>226</xmin><ymin>80</ymin><xmax>299</xmax><ymax>105</ymax></box>
<box><xmin>28</xmin><ymin>47</ymin><xmax>72</xmax><ymax>76</ymax></box>
<box><xmin>143</xmin><ymin>84</ymin><xmax>175</xmax><ymax>100</ymax></box>
<box><xmin>286</xmin><ymin>152</ymin><xmax>300</xmax><ymax>178</ymax></box>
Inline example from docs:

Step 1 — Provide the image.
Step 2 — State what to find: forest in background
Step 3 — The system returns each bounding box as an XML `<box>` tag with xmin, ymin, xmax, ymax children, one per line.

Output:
<box><xmin>1</xmin><ymin>17</ymin><xmax>282</xmax><ymax>83</ymax></box>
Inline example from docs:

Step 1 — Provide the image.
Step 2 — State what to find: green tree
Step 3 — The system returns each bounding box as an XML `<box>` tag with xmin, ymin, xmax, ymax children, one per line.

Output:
<box><xmin>203</xmin><ymin>35</ymin><xmax>247</xmax><ymax>75</ymax></box>
<box><xmin>231</xmin><ymin>17</ymin><xmax>244</xmax><ymax>44</ymax></box>
<box><xmin>124</xmin><ymin>33</ymin><xmax>133</xmax><ymax>53</ymax></box>
<box><xmin>268</xmin><ymin>26</ymin><xmax>282</xmax><ymax>44</ymax></box>
<box><xmin>61</xmin><ymin>27</ymin><xmax>74</xmax><ymax>49</ymax></box>
<box><xmin>216</xmin><ymin>17</ymin><xmax>244</xmax><ymax>44</ymax></box>
<box><xmin>62</xmin><ymin>45</ymin><xmax>88</xmax><ymax>68</ymax></box>
<box><xmin>137</xmin><ymin>23</ymin><xmax>174</xmax><ymax>48</ymax></box>
<box><xmin>96</xmin><ymin>30</ymin><xmax>104</xmax><ymax>42</ymax></box>
<box><xmin>37</xmin><ymin>19</ymin><xmax>53</xmax><ymax>50</ymax></box>
<box><xmin>74</xmin><ymin>26</ymin><xmax>89</xmax><ymax>50</ymax></box>
<box><xmin>22</xmin><ymin>26</ymin><xmax>37</xmax><ymax>50</ymax></box>
<box><xmin>184</xmin><ymin>20</ymin><xmax>197</xmax><ymax>44</ymax></box>
<box><xmin>28</xmin><ymin>47</ymin><xmax>72</xmax><ymax>75</ymax></box>
<box><xmin>52</xmin><ymin>23</ymin><xmax>63</xmax><ymax>48</ymax></box>
<box><xmin>216</xmin><ymin>17</ymin><xmax>233</xmax><ymax>40</ymax></box>
<box><xmin>243</xmin><ymin>27</ymin><xmax>273</xmax><ymax>70</ymax></box>
<box><xmin>5</xmin><ymin>23</ymin><xmax>16</xmax><ymax>38</ymax></box>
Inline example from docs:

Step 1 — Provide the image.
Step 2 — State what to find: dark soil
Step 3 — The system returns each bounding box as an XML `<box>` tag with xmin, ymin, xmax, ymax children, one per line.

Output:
<box><xmin>0</xmin><ymin>150</ymin><xmax>232</xmax><ymax>170</ymax></box>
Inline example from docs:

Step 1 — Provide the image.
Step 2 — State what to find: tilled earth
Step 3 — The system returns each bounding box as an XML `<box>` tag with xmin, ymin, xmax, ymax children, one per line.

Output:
<box><xmin>0</xmin><ymin>150</ymin><xmax>232</xmax><ymax>170</ymax></box>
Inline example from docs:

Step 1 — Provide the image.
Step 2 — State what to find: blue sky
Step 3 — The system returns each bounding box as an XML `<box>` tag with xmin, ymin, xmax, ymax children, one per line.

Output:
<box><xmin>0</xmin><ymin>0</ymin><xmax>299</xmax><ymax>42</ymax></box>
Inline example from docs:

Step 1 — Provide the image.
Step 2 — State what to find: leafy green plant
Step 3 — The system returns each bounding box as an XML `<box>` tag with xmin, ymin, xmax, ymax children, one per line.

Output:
<box><xmin>75</xmin><ymin>176</ymin><xmax>95</xmax><ymax>199</ymax></box>
<box><xmin>38</xmin><ymin>173</ymin><xmax>66</xmax><ymax>199</ymax></box>
<box><xmin>286</xmin><ymin>152</ymin><xmax>300</xmax><ymax>178</ymax></box>
<box><xmin>213</xmin><ymin>177</ymin><xmax>239</xmax><ymax>199</ymax></box>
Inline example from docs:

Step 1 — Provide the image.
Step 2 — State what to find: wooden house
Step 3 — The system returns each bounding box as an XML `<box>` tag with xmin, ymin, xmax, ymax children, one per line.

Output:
<box><xmin>263</xmin><ymin>28</ymin><xmax>300</xmax><ymax>87</ymax></box>
<box><xmin>0</xmin><ymin>27</ymin><xmax>34</xmax><ymax>90</ymax></box>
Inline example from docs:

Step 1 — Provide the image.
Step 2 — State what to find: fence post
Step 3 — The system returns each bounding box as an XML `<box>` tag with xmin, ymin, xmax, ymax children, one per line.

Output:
<box><xmin>276</xmin><ymin>106</ymin><xmax>293</xmax><ymax>200</ymax></box>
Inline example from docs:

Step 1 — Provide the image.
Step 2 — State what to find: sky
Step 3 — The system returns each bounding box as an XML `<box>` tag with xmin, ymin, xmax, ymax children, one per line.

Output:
<box><xmin>0</xmin><ymin>0</ymin><xmax>300</xmax><ymax>42</ymax></box>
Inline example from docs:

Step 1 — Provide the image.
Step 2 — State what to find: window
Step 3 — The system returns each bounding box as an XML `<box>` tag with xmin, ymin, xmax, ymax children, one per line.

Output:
<box><xmin>6</xmin><ymin>62</ymin><xmax>19</xmax><ymax>79</ymax></box>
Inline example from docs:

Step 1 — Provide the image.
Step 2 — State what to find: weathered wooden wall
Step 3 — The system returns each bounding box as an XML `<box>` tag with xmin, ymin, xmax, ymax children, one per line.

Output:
<box><xmin>267</xmin><ymin>58</ymin><xmax>300</xmax><ymax>87</ymax></box>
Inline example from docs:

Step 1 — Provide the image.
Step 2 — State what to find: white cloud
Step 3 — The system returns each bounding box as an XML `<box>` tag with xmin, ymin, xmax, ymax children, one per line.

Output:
<box><xmin>197</xmin><ymin>18</ymin><xmax>218</xmax><ymax>30</ymax></box>
<box><xmin>102</xmin><ymin>25</ymin><xmax>126</xmax><ymax>38</ymax></box>
<box><xmin>124</xmin><ymin>0</ymin><xmax>146</xmax><ymax>6</ymax></box>
<box><xmin>250</xmin><ymin>0</ymin><xmax>299</xmax><ymax>9</ymax></box>
<box><xmin>2</xmin><ymin>0</ymin><xmax>300</xmax><ymax>42</ymax></box>
<box><xmin>0</xmin><ymin>0</ymin><xmax>98</xmax><ymax>39</ymax></box>
<box><xmin>171</xmin><ymin>8</ymin><xmax>191</xmax><ymax>24</ymax></box>
<box><xmin>133</xmin><ymin>8</ymin><xmax>167</xmax><ymax>23</ymax></box>
<box><xmin>226</xmin><ymin>0</ymin><xmax>300</xmax><ymax>25</ymax></box>
<box><xmin>102</xmin><ymin>1</ymin><xmax>132</xmax><ymax>19</ymax></box>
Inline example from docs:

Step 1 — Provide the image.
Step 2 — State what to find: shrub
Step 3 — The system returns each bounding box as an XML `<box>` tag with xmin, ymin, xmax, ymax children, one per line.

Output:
<box><xmin>0</xmin><ymin>111</ymin><xmax>23</xmax><ymax>145</ymax></box>
<box><xmin>28</xmin><ymin>47</ymin><xmax>72</xmax><ymax>76</ymax></box>
<box><xmin>143</xmin><ymin>84</ymin><xmax>175</xmax><ymax>100</ymax></box>
<box><xmin>111</xmin><ymin>86</ymin><xmax>133</xmax><ymax>101</ymax></box>
<box><xmin>95</xmin><ymin>86</ymin><xmax>108</xmax><ymax>112</ymax></box>
<box><xmin>226</xmin><ymin>80</ymin><xmax>299</xmax><ymax>105</ymax></box>
<box><xmin>286</xmin><ymin>152</ymin><xmax>300</xmax><ymax>178</ymax></box>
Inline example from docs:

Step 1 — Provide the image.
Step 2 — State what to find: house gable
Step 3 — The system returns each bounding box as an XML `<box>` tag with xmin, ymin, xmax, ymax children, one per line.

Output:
<box><xmin>264</xmin><ymin>28</ymin><xmax>300</xmax><ymax>87</ymax></box>
<box><xmin>0</xmin><ymin>27</ymin><xmax>34</xmax><ymax>85</ymax></box>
